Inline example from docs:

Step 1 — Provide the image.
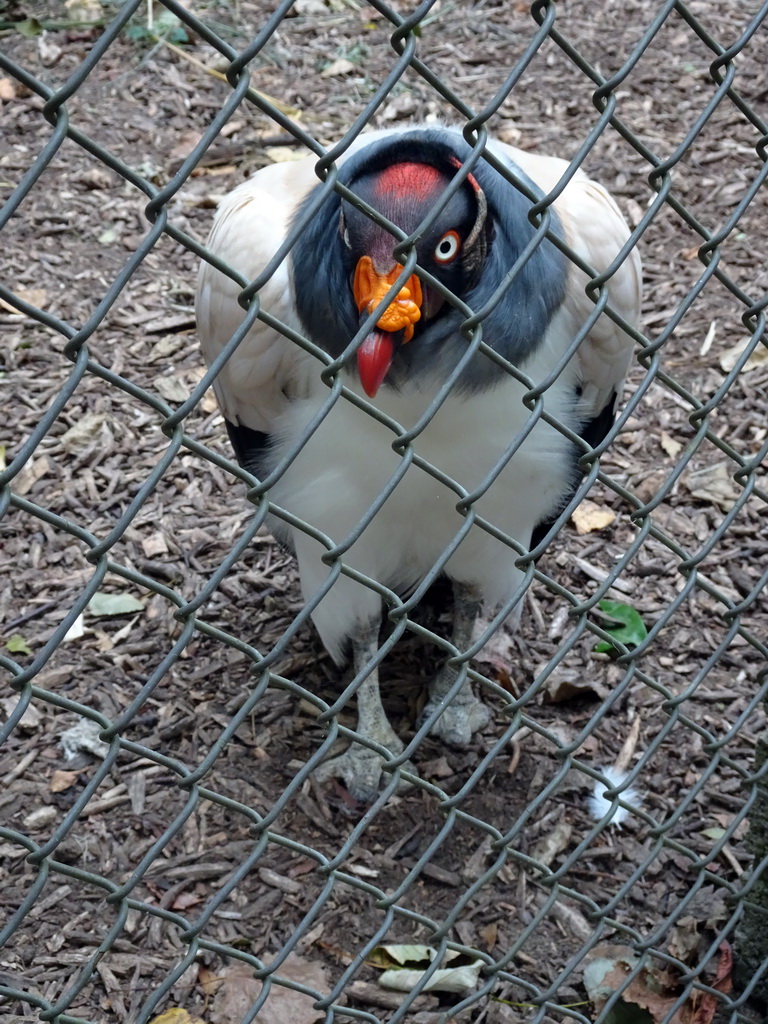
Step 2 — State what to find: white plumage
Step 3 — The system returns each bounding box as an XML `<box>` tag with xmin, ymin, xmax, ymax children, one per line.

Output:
<box><xmin>196</xmin><ymin>125</ymin><xmax>642</xmax><ymax>801</ymax></box>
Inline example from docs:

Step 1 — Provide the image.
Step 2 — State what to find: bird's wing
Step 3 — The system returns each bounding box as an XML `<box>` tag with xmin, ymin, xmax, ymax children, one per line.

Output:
<box><xmin>487</xmin><ymin>141</ymin><xmax>642</xmax><ymax>419</ymax></box>
<box><xmin>555</xmin><ymin>176</ymin><xmax>642</xmax><ymax>418</ymax></box>
<box><xmin>196</xmin><ymin>157</ymin><xmax>321</xmax><ymax>434</ymax></box>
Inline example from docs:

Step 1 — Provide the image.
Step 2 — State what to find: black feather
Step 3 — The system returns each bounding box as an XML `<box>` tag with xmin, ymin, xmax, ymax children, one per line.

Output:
<box><xmin>530</xmin><ymin>390</ymin><xmax>619</xmax><ymax>548</ymax></box>
<box><xmin>225</xmin><ymin>419</ymin><xmax>271</xmax><ymax>479</ymax></box>
<box><xmin>291</xmin><ymin>128</ymin><xmax>569</xmax><ymax>392</ymax></box>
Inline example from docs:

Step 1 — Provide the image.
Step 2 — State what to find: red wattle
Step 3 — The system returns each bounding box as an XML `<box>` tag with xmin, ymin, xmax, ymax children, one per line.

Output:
<box><xmin>357</xmin><ymin>330</ymin><xmax>395</xmax><ymax>398</ymax></box>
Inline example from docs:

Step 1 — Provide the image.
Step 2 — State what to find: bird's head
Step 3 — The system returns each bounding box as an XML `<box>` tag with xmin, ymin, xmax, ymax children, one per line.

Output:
<box><xmin>339</xmin><ymin>158</ymin><xmax>489</xmax><ymax>396</ymax></box>
<box><xmin>292</xmin><ymin>129</ymin><xmax>566</xmax><ymax>398</ymax></box>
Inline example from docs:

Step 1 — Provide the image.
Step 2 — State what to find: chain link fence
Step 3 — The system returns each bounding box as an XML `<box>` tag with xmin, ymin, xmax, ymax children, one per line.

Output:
<box><xmin>1</xmin><ymin>0</ymin><xmax>768</xmax><ymax>1021</ymax></box>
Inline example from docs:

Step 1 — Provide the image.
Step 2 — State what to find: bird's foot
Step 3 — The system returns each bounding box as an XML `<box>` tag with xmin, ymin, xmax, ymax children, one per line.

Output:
<box><xmin>314</xmin><ymin>737</ymin><xmax>415</xmax><ymax>804</ymax></box>
<box><xmin>422</xmin><ymin>683</ymin><xmax>492</xmax><ymax>748</ymax></box>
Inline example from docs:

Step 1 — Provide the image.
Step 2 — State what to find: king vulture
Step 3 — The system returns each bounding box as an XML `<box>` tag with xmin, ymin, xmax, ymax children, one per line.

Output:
<box><xmin>196</xmin><ymin>125</ymin><xmax>642</xmax><ymax>802</ymax></box>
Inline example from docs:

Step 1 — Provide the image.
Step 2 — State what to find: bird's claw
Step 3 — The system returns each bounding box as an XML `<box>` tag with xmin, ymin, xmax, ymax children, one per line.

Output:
<box><xmin>422</xmin><ymin>691</ymin><xmax>492</xmax><ymax>748</ymax></box>
<box><xmin>314</xmin><ymin>740</ymin><xmax>415</xmax><ymax>803</ymax></box>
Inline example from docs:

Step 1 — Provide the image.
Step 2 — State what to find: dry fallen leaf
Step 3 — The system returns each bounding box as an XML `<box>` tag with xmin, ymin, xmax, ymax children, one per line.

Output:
<box><xmin>59</xmin><ymin>412</ymin><xmax>107</xmax><ymax>453</ymax></box>
<box><xmin>625</xmin><ymin>197</ymin><xmax>644</xmax><ymax>228</ymax></box>
<box><xmin>571</xmin><ymin>499</ymin><xmax>616</xmax><ymax>535</ymax></box>
<box><xmin>92</xmin><ymin>629</ymin><xmax>115</xmax><ymax>652</ymax></box>
<box><xmin>185</xmin><ymin>366</ymin><xmax>221</xmax><ymax>413</ymax></box>
<box><xmin>321</xmin><ymin>57</ymin><xmax>357</xmax><ymax>77</ymax></box>
<box><xmin>50</xmin><ymin>769</ymin><xmax>80</xmax><ymax>793</ymax></box>
<box><xmin>149</xmin><ymin>1010</ymin><xmax>206</xmax><ymax>1024</ymax></box>
<box><xmin>583</xmin><ymin>941</ymin><xmax>732</xmax><ymax>1024</ymax></box>
<box><xmin>209</xmin><ymin>954</ymin><xmax>328</xmax><ymax>1024</ymax></box>
<box><xmin>198</xmin><ymin>965</ymin><xmax>224</xmax><ymax>997</ymax></box>
<box><xmin>542</xmin><ymin>667</ymin><xmax>610</xmax><ymax>703</ymax></box>
<box><xmin>380</xmin><ymin>957</ymin><xmax>483</xmax><ymax>996</ymax></box>
<box><xmin>65</xmin><ymin>0</ymin><xmax>103</xmax><ymax>20</ymax></box>
<box><xmin>38</xmin><ymin>30</ymin><xmax>63</xmax><ymax>67</ymax></box>
<box><xmin>686</xmin><ymin>462</ymin><xmax>741</xmax><ymax>511</ymax></box>
<box><xmin>479</xmin><ymin>921</ymin><xmax>498</xmax><ymax>949</ymax></box>
<box><xmin>170</xmin><ymin>130</ymin><xmax>204</xmax><ymax>161</ymax></box>
<box><xmin>718</xmin><ymin>337</ymin><xmax>768</xmax><ymax>374</ymax></box>
<box><xmin>549</xmin><ymin>899</ymin><xmax>594</xmax><ymax>942</ymax></box>
<box><xmin>110</xmin><ymin>616</ymin><xmax>141</xmax><ymax>645</ymax></box>
<box><xmin>584</xmin><ymin>944</ymin><xmax>678</xmax><ymax>1022</ymax></box>
<box><xmin>155</xmin><ymin>375</ymin><xmax>190</xmax><ymax>403</ymax></box>
<box><xmin>688</xmin><ymin>942</ymin><xmax>732</xmax><ymax>1024</ymax></box>
<box><xmin>265</xmin><ymin>146</ymin><xmax>307</xmax><ymax>163</ymax></box>
<box><xmin>291</xmin><ymin>0</ymin><xmax>328</xmax><ymax>12</ymax></box>
<box><xmin>142</xmin><ymin>532</ymin><xmax>169</xmax><ymax>557</ymax></box>
<box><xmin>529</xmin><ymin>818</ymin><xmax>572</xmax><ymax>868</ymax></box>
<box><xmin>1</xmin><ymin>697</ymin><xmax>41</xmax><ymax>732</ymax></box>
<box><xmin>371</xmin><ymin>946</ymin><xmax>484</xmax><ymax>996</ymax></box>
<box><xmin>171</xmin><ymin>891</ymin><xmax>204</xmax><ymax>911</ymax></box>
<box><xmin>13</xmin><ymin>455</ymin><xmax>51</xmax><ymax>496</ymax></box>
<box><xmin>0</xmin><ymin>77</ymin><xmax>17</xmax><ymax>100</ymax></box>
<box><xmin>660</xmin><ymin>431</ymin><xmax>683</xmax><ymax>459</ymax></box>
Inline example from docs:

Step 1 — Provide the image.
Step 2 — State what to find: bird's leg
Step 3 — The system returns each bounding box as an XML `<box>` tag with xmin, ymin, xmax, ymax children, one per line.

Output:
<box><xmin>315</xmin><ymin>621</ymin><xmax>414</xmax><ymax>802</ymax></box>
<box><xmin>423</xmin><ymin>582</ymin><xmax>492</xmax><ymax>747</ymax></box>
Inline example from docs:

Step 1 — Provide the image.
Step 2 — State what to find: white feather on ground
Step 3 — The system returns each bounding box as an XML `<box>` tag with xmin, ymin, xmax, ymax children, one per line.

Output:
<box><xmin>587</xmin><ymin>765</ymin><xmax>644</xmax><ymax>828</ymax></box>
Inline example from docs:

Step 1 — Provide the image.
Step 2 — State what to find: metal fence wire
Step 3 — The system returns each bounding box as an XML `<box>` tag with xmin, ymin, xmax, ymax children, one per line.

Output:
<box><xmin>1</xmin><ymin>0</ymin><xmax>768</xmax><ymax>1021</ymax></box>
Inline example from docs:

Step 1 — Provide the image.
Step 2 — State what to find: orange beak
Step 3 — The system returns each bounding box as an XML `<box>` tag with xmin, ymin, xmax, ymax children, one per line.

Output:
<box><xmin>353</xmin><ymin>256</ymin><xmax>423</xmax><ymax>341</ymax></box>
<box><xmin>352</xmin><ymin>256</ymin><xmax>423</xmax><ymax>397</ymax></box>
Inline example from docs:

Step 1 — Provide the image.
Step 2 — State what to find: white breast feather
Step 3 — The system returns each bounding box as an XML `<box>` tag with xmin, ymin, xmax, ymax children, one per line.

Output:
<box><xmin>196</xmin><ymin>131</ymin><xmax>642</xmax><ymax>658</ymax></box>
<box><xmin>262</xmin><ymin>315</ymin><xmax>582</xmax><ymax>659</ymax></box>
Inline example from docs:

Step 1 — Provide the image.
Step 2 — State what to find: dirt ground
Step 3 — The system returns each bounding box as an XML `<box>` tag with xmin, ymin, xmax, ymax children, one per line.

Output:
<box><xmin>1</xmin><ymin>0</ymin><xmax>767</xmax><ymax>1022</ymax></box>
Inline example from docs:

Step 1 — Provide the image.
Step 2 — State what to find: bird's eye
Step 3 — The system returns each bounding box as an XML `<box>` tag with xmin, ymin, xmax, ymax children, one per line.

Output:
<box><xmin>434</xmin><ymin>230</ymin><xmax>461</xmax><ymax>263</ymax></box>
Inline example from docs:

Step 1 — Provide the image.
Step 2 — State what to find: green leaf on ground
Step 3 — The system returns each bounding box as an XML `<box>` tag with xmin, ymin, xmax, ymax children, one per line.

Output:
<box><xmin>594</xmin><ymin>599</ymin><xmax>647</xmax><ymax>655</ymax></box>
<box><xmin>87</xmin><ymin>593</ymin><xmax>145</xmax><ymax>617</ymax></box>
<box><xmin>6</xmin><ymin>634</ymin><xmax>31</xmax><ymax>654</ymax></box>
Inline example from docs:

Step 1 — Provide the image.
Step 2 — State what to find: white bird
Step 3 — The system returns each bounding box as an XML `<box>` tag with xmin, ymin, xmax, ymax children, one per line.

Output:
<box><xmin>196</xmin><ymin>125</ymin><xmax>642</xmax><ymax>802</ymax></box>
